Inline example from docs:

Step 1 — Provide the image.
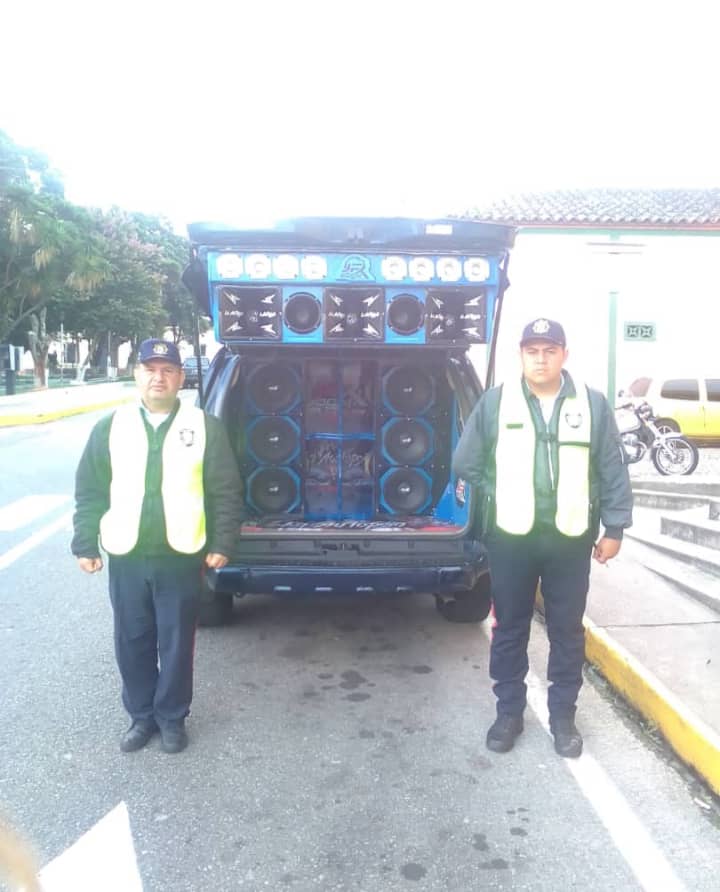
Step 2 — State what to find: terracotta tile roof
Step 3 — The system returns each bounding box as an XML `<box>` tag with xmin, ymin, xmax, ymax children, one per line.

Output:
<box><xmin>464</xmin><ymin>189</ymin><xmax>720</xmax><ymax>229</ymax></box>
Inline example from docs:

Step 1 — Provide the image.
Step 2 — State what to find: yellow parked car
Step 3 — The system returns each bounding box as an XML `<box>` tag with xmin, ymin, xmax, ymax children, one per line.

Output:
<box><xmin>626</xmin><ymin>376</ymin><xmax>720</xmax><ymax>444</ymax></box>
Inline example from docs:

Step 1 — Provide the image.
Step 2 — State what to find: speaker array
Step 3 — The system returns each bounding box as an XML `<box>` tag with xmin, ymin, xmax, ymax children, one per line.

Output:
<box><xmin>238</xmin><ymin>359</ymin><xmax>450</xmax><ymax>519</ymax></box>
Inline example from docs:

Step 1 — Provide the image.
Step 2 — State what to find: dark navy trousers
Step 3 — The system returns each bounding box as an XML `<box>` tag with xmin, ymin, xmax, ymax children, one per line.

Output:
<box><xmin>485</xmin><ymin>527</ymin><xmax>593</xmax><ymax>721</ymax></box>
<box><xmin>108</xmin><ymin>554</ymin><xmax>202</xmax><ymax>728</ymax></box>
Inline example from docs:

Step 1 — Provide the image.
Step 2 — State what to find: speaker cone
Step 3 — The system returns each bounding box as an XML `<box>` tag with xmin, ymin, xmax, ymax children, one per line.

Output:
<box><xmin>387</xmin><ymin>294</ymin><xmax>424</xmax><ymax>335</ymax></box>
<box><xmin>247</xmin><ymin>363</ymin><xmax>300</xmax><ymax>413</ymax></box>
<box><xmin>284</xmin><ymin>292</ymin><xmax>321</xmax><ymax>334</ymax></box>
<box><xmin>381</xmin><ymin>468</ymin><xmax>431</xmax><ymax>514</ymax></box>
<box><xmin>383</xmin><ymin>418</ymin><xmax>433</xmax><ymax>465</ymax></box>
<box><xmin>247</xmin><ymin>416</ymin><xmax>299</xmax><ymax>464</ymax></box>
<box><xmin>248</xmin><ymin>467</ymin><xmax>299</xmax><ymax>514</ymax></box>
<box><xmin>383</xmin><ymin>366</ymin><xmax>435</xmax><ymax>415</ymax></box>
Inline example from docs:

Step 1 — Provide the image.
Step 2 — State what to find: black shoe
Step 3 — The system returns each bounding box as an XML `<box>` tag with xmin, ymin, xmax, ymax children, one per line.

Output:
<box><xmin>120</xmin><ymin>720</ymin><xmax>158</xmax><ymax>753</ymax></box>
<box><xmin>160</xmin><ymin>722</ymin><xmax>188</xmax><ymax>754</ymax></box>
<box><xmin>551</xmin><ymin>717</ymin><xmax>583</xmax><ymax>758</ymax></box>
<box><xmin>486</xmin><ymin>715</ymin><xmax>524</xmax><ymax>753</ymax></box>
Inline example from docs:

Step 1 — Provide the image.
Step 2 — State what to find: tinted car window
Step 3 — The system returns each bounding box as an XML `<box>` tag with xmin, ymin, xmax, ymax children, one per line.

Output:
<box><xmin>660</xmin><ymin>379</ymin><xmax>699</xmax><ymax>400</ymax></box>
<box><xmin>706</xmin><ymin>379</ymin><xmax>720</xmax><ymax>402</ymax></box>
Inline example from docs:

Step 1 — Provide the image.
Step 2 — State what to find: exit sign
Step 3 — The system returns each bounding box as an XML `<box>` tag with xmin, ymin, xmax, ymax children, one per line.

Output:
<box><xmin>624</xmin><ymin>322</ymin><xmax>656</xmax><ymax>341</ymax></box>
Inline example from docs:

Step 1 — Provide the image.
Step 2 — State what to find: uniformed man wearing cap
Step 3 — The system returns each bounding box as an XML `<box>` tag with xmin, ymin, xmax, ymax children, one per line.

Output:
<box><xmin>72</xmin><ymin>338</ymin><xmax>242</xmax><ymax>754</ymax></box>
<box><xmin>452</xmin><ymin>318</ymin><xmax>632</xmax><ymax>758</ymax></box>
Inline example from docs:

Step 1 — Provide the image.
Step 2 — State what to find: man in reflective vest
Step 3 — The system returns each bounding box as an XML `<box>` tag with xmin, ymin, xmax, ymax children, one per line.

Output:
<box><xmin>72</xmin><ymin>339</ymin><xmax>242</xmax><ymax>754</ymax></box>
<box><xmin>452</xmin><ymin>318</ymin><xmax>632</xmax><ymax>758</ymax></box>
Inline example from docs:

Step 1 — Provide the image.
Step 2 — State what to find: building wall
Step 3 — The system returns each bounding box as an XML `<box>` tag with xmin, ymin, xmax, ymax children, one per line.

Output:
<box><xmin>478</xmin><ymin>230</ymin><xmax>720</xmax><ymax>397</ymax></box>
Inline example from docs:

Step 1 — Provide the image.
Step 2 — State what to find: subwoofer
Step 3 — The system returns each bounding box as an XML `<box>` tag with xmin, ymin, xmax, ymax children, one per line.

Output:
<box><xmin>284</xmin><ymin>290</ymin><xmax>322</xmax><ymax>334</ymax></box>
<box><xmin>380</xmin><ymin>467</ymin><xmax>432</xmax><ymax>514</ymax></box>
<box><xmin>247</xmin><ymin>416</ymin><xmax>300</xmax><ymax>465</ymax></box>
<box><xmin>382</xmin><ymin>417</ymin><xmax>433</xmax><ymax>465</ymax></box>
<box><xmin>387</xmin><ymin>293</ymin><xmax>424</xmax><ymax>336</ymax></box>
<box><xmin>247</xmin><ymin>362</ymin><xmax>300</xmax><ymax>414</ymax></box>
<box><xmin>247</xmin><ymin>466</ymin><xmax>300</xmax><ymax>514</ymax></box>
<box><xmin>382</xmin><ymin>366</ymin><xmax>435</xmax><ymax>415</ymax></box>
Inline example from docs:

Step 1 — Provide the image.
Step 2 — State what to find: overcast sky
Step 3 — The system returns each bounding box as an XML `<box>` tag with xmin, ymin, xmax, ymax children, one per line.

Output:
<box><xmin>2</xmin><ymin>0</ymin><xmax>717</xmax><ymax>234</ymax></box>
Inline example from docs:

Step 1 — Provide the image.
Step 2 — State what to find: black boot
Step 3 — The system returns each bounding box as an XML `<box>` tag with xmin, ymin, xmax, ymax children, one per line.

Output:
<box><xmin>486</xmin><ymin>715</ymin><xmax>524</xmax><ymax>753</ymax></box>
<box><xmin>120</xmin><ymin>719</ymin><xmax>158</xmax><ymax>753</ymax></box>
<box><xmin>159</xmin><ymin>721</ymin><xmax>189</xmax><ymax>754</ymax></box>
<box><xmin>550</xmin><ymin>717</ymin><xmax>583</xmax><ymax>758</ymax></box>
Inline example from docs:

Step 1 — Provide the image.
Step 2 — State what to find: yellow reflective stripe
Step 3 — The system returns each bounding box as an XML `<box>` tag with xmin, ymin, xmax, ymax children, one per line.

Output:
<box><xmin>495</xmin><ymin>381</ymin><xmax>535</xmax><ymax>535</ymax></box>
<box><xmin>100</xmin><ymin>407</ymin><xmax>148</xmax><ymax>555</ymax></box>
<box><xmin>555</xmin><ymin>383</ymin><xmax>591</xmax><ymax>537</ymax></box>
<box><xmin>161</xmin><ymin>405</ymin><xmax>207</xmax><ymax>553</ymax></box>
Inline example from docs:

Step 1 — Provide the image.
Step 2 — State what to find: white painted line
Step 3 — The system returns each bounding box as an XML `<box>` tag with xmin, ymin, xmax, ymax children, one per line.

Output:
<box><xmin>482</xmin><ymin>622</ymin><xmax>688</xmax><ymax>892</ymax></box>
<box><xmin>0</xmin><ymin>510</ymin><xmax>74</xmax><ymax>572</ymax></box>
<box><xmin>0</xmin><ymin>495</ymin><xmax>70</xmax><ymax>531</ymax></box>
<box><xmin>39</xmin><ymin>801</ymin><xmax>143</xmax><ymax>891</ymax></box>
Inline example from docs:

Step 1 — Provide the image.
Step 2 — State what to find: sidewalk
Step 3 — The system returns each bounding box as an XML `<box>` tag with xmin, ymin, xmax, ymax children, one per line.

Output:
<box><xmin>1</xmin><ymin>383</ymin><xmax>719</xmax><ymax>796</ymax></box>
<box><xmin>0</xmin><ymin>381</ymin><xmax>136</xmax><ymax>426</ymax></box>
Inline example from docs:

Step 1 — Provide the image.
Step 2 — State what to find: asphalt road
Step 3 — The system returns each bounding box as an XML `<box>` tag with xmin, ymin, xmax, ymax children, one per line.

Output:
<box><xmin>1</xmin><ymin>406</ymin><xmax>719</xmax><ymax>892</ymax></box>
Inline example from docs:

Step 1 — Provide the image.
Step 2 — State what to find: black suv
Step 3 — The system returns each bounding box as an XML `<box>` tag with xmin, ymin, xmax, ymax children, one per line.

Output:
<box><xmin>182</xmin><ymin>217</ymin><xmax>514</xmax><ymax>625</ymax></box>
<box><xmin>182</xmin><ymin>355</ymin><xmax>210</xmax><ymax>389</ymax></box>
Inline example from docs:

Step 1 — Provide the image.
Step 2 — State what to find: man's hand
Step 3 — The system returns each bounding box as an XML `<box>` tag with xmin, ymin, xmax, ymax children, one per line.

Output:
<box><xmin>205</xmin><ymin>553</ymin><xmax>229</xmax><ymax>570</ymax></box>
<box><xmin>78</xmin><ymin>557</ymin><xmax>103</xmax><ymax>574</ymax></box>
<box><xmin>593</xmin><ymin>538</ymin><xmax>621</xmax><ymax>564</ymax></box>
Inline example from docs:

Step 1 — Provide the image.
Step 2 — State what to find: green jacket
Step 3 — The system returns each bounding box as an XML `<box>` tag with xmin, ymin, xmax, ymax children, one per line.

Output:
<box><xmin>452</xmin><ymin>372</ymin><xmax>633</xmax><ymax>539</ymax></box>
<box><xmin>72</xmin><ymin>400</ymin><xmax>243</xmax><ymax>559</ymax></box>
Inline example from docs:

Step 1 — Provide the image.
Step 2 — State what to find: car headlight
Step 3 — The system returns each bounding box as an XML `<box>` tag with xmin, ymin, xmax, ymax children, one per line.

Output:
<box><xmin>215</xmin><ymin>253</ymin><xmax>244</xmax><ymax>278</ymax></box>
<box><xmin>381</xmin><ymin>256</ymin><xmax>408</xmax><ymax>281</ymax></box>
<box><xmin>436</xmin><ymin>257</ymin><xmax>462</xmax><ymax>282</ymax></box>
<box><xmin>245</xmin><ymin>254</ymin><xmax>272</xmax><ymax>279</ymax></box>
<box><xmin>464</xmin><ymin>257</ymin><xmax>490</xmax><ymax>282</ymax></box>
<box><xmin>408</xmin><ymin>257</ymin><xmax>435</xmax><ymax>282</ymax></box>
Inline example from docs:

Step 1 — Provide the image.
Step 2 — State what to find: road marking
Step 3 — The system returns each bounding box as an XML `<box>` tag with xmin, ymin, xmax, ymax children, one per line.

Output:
<box><xmin>39</xmin><ymin>801</ymin><xmax>142</xmax><ymax>891</ymax></box>
<box><xmin>0</xmin><ymin>494</ymin><xmax>70</xmax><ymax>531</ymax></box>
<box><xmin>0</xmin><ymin>510</ymin><xmax>74</xmax><ymax>571</ymax></box>
<box><xmin>483</xmin><ymin>623</ymin><xmax>688</xmax><ymax>892</ymax></box>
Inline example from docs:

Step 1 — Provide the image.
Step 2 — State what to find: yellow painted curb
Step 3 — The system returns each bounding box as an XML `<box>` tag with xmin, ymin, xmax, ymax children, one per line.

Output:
<box><xmin>584</xmin><ymin>618</ymin><xmax>720</xmax><ymax>796</ymax></box>
<box><xmin>0</xmin><ymin>396</ymin><xmax>135</xmax><ymax>427</ymax></box>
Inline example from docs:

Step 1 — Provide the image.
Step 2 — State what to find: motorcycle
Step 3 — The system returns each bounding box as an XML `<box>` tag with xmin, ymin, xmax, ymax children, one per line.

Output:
<box><xmin>614</xmin><ymin>400</ymin><xmax>699</xmax><ymax>476</ymax></box>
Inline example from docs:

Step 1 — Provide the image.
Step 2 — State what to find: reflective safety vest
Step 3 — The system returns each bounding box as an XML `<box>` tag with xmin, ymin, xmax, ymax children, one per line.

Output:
<box><xmin>494</xmin><ymin>379</ymin><xmax>592</xmax><ymax>537</ymax></box>
<box><xmin>99</xmin><ymin>403</ymin><xmax>207</xmax><ymax>555</ymax></box>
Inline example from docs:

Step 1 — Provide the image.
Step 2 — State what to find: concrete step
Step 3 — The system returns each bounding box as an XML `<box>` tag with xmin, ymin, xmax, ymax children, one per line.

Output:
<box><xmin>630</xmin><ymin>477</ymin><xmax>720</xmax><ymax>497</ymax></box>
<box><xmin>626</xmin><ymin>508</ymin><xmax>720</xmax><ymax>578</ymax></box>
<box><xmin>660</xmin><ymin>506</ymin><xmax>720</xmax><ymax>551</ymax></box>
<box><xmin>622</xmin><ymin>538</ymin><xmax>720</xmax><ymax>615</ymax></box>
<box><xmin>631</xmin><ymin>489</ymin><xmax>717</xmax><ymax>512</ymax></box>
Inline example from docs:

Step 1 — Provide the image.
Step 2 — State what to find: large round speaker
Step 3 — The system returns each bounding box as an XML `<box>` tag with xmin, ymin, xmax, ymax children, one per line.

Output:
<box><xmin>383</xmin><ymin>366</ymin><xmax>435</xmax><ymax>415</ymax></box>
<box><xmin>387</xmin><ymin>294</ymin><xmax>424</xmax><ymax>335</ymax></box>
<box><xmin>247</xmin><ymin>467</ymin><xmax>300</xmax><ymax>514</ymax></box>
<box><xmin>284</xmin><ymin>292</ymin><xmax>322</xmax><ymax>334</ymax></box>
<box><xmin>380</xmin><ymin>467</ymin><xmax>432</xmax><ymax>515</ymax></box>
<box><xmin>247</xmin><ymin>416</ymin><xmax>300</xmax><ymax>464</ymax></box>
<box><xmin>382</xmin><ymin>418</ymin><xmax>433</xmax><ymax>465</ymax></box>
<box><xmin>247</xmin><ymin>363</ymin><xmax>300</xmax><ymax>413</ymax></box>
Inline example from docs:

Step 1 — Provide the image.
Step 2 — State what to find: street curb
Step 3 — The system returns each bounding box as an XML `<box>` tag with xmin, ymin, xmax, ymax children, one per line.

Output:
<box><xmin>0</xmin><ymin>396</ymin><xmax>135</xmax><ymax>428</ymax></box>
<box><xmin>584</xmin><ymin>618</ymin><xmax>720</xmax><ymax>796</ymax></box>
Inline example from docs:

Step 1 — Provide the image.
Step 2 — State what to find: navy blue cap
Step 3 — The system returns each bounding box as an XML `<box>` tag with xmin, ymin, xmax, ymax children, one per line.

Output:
<box><xmin>520</xmin><ymin>318</ymin><xmax>566</xmax><ymax>347</ymax></box>
<box><xmin>137</xmin><ymin>338</ymin><xmax>182</xmax><ymax>366</ymax></box>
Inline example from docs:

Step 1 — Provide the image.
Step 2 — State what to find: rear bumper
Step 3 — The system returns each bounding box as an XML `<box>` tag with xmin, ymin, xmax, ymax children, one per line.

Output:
<box><xmin>208</xmin><ymin>560</ymin><xmax>486</xmax><ymax>597</ymax></box>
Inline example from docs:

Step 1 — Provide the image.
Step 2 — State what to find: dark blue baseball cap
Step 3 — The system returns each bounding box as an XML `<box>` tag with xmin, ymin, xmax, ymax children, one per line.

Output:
<box><xmin>137</xmin><ymin>338</ymin><xmax>182</xmax><ymax>366</ymax></box>
<box><xmin>520</xmin><ymin>318</ymin><xmax>566</xmax><ymax>347</ymax></box>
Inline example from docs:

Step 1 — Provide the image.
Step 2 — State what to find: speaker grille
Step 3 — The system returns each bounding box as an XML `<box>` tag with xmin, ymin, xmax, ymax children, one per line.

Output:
<box><xmin>284</xmin><ymin>291</ymin><xmax>322</xmax><ymax>334</ymax></box>
<box><xmin>324</xmin><ymin>288</ymin><xmax>385</xmax><ymax>340</ymax></box>
<box><xmin>383</xmin><ymin>418</ymin><xmax>433</xmax><ymax>465</ymax></box>
<box><xmin>218</xmin><ymin>286</ymin><xmax>281</xmax><ymax>340</ymax></box>
<box><xmin>383</xmin><ymin>366</ymin><xmax>435</xmax><ymax>415</ymax></box>
<box><xmin>248</xmin><ymin>467</ymin><xmax>300</xmax><ymax>514</ymax></box>
<box><xmin>247</xmin><ymin>416</ymin><xmax>300</xmax><ymax>464</ymax></box>
<box><xmin>381</xmin><ymin>467</ymin><xmax>432</xmax><ymax>514</ymax></box>
<box><xmin>247</xmin><ymin>363</ymin><xmax>300</xmax><ymax>413</ymax></box>
<box><xmin>387</xmin><ymin>293</ymin><xmax>424</xmax><ymax>335</ymax></box>
<box><xmin>426</xmin><ymin>288</ymin><xmax>486</xmax><ymax>342</ymax></box>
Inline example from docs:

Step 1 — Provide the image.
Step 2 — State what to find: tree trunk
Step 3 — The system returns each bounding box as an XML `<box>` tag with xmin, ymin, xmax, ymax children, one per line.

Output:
<box><xmin>26</xmin><ymin>308</ymin><xmax>51</xmax><ymax>389</ymax></box>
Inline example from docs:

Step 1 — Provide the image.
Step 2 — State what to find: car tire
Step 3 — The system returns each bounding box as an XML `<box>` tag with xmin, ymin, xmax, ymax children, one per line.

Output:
<box><xmin>197</xmin><ymin>573</ymin><xmax>234</xmax><ymax>626</ymax></box>
<box><xmin>434</xmin><ymin>574</ymin><xmax>492</xmax><ymax>623</ymax></box>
